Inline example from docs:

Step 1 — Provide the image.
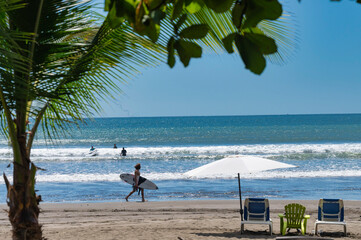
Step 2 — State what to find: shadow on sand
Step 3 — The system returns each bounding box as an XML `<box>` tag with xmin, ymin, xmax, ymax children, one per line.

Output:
<box><xmin>192</xmin><ymin>230</ymin><xmax>352</xmax><ymax>239</ymax></box>
<box><xmin>193</xmin><ymin>230</ymin><xmax>274</xmax><ymax>239</ymax></box>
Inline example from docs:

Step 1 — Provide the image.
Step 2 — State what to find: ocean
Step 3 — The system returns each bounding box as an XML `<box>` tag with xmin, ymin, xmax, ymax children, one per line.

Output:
<box><xmin>1</xmin><ymin>114</ymin><xmax>361</xmax><ymax>203</ymax></box>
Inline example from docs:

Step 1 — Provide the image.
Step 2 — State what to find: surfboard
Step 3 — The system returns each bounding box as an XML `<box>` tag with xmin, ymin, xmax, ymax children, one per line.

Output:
<box><xmin>120</xmin><ymin>173</ymin><xmax>158</xmax><ymax>190</ymax></box>
<box><xmin>88</xmin><ymin>149</ymin><xmax>98</xmax><ymax>156</ymax></box>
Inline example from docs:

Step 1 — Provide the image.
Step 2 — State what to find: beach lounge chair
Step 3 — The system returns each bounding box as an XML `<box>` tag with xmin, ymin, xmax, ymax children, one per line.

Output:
<box><xmin>279</xmin><ymin>203</ymin><xmax>310</xmax><ymax>235</ymax></box>
<box><xmin>314</xmin><ymin>199</ymin><xmax>346</xmax><ymax>236</ymax></box>
<box><xmin>241</xmin><ymin>198</ymin><xmax>273</xmax><ymax>235</ymax></box>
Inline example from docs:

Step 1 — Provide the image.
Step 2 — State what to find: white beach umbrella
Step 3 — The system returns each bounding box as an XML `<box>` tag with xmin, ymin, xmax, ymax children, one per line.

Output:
<box><xmin>184</xmin><ymin>155</ymin><xmax>296</xmax><ymax>220</ymax></box>
<box><xmin>184</xmin><ymin>155</ymin><xmax>296</xmax><ymax>178</ymax></box>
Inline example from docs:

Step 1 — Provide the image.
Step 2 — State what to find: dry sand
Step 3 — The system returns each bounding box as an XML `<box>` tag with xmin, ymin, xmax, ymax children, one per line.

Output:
<box><xmin>1</xmin><ymin>200</ymin><xmax>360</xmax><ymax>239</ymax></box>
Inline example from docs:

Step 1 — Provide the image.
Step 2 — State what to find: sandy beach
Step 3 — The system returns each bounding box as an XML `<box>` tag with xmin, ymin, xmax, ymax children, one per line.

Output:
<box><xmin>0</xmin><ymin>200</ymin><xmax>360</xmax><ymax>239</ymax></box>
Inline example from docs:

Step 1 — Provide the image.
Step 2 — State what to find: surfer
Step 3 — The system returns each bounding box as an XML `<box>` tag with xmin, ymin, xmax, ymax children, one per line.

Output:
<box><xmin>113</xmin><ymin>144</ymin><xmax>117</xmax><ymax>149</ymax></box>
<box><xmin>121</xmin><ymin>147</ymin><xmax>127</xmax><ymax>156</ymax></box>
<box><xmin>90</xmin><ymin>146</ymin><xmax>95</xmax><ymax>151</ymax></box>
<box><xmin>125</xmin><ymin>163</ymin><xmax>145</xmax><ymax>202</ymax></box>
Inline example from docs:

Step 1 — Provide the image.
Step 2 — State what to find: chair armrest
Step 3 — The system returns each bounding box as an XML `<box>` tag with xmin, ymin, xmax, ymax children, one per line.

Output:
<box><xmin>279</xmin><ymin>213</ymin><xmax>287</xmax><ymax>235</ymax></box>
<box><xmin>301</xmin><ymin>215</ymin><xmax>310</xmax><ymax>235</ymax></box>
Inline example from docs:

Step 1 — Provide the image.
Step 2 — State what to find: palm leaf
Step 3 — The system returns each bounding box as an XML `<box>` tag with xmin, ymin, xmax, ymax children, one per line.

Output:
<box><xmin>11</xmin><ymin>1</ymin><xmax>168</xmax><ymax>140</ymax></box>
<box><xmin>186</xmin><ymin>6</ymin><xmax>298</xmax><ymax>64</ymax></box>
<box><xmin>156</xmin><ymin>4</ymin><xmax>297</xmax><ymax>65</ymax></box>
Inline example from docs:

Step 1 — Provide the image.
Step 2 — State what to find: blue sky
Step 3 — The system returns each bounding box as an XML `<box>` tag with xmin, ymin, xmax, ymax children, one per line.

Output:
<box><xmin>99</xmin><ymin>1</ymin><xmax>361</xmax><ymax>117</ymax></box>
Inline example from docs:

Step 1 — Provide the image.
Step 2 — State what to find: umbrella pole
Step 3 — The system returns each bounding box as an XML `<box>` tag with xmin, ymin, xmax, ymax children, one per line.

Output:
<box><xmin>238</xmin><ymin>173</ymin><xmax>243</xmax><ymax>220</ymax></box>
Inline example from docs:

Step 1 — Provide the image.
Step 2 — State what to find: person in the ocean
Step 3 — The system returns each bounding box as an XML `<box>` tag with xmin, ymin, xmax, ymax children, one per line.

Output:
<box><xmin>113</xmin><ymin>144</ymin><xmax>117</xmax><ymax>149</ymax></box>
<box><xmin>121</xmin><ymin>147</ymin><xmax>127</xmax><ymax>156</ymax></box>
<box><xmin>90</xmin><ymin>146</ymin><xmax>95</xmax><ymax>151</ymax></box>
<box><xmin>125</xmin><ymin>163</ymin><xmax>145</xmax><ymax>202</ymax></box>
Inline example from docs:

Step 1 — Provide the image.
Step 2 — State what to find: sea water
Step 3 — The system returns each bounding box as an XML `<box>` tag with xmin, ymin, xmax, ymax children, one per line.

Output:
<box><xmin>1</xmin><ymin>114</ymin><xmax>361</xmax><ymax>203</ymax></box>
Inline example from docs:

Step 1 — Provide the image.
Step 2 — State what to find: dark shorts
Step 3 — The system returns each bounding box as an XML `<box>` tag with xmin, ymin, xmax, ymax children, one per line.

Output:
<box><xmin>133</xmin><ymin>177</ymin><xmax>145</xmax><ymax>191</ymax></box>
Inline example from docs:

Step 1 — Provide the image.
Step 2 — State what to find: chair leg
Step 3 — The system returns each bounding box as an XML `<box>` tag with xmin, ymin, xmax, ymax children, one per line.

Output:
<box><xmin>269</xmin><ymin>224</ymin><xmax>272</xmax><ymax>236</ymax></box>
<box><xmin>280</xmin><ymin>217</ymin><xmax>284</xmax><ymax>235</ymax></box>
<box><xmin>344</xmin><ymin>225</ymin><xmax>347</xmax><ymax>236</ymax></box>
<box><xmin>314</xmin><ymin>223</ymin><xmax>318</xmax><ymax>235</ymax></box>
<box><xmin>240</xmin><ymin>223</ymin><xmax>244</xmax><ymax>234</ymax></box>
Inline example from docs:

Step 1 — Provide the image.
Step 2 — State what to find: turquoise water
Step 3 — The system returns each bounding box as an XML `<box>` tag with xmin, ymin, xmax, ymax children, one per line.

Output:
<box><xmin>1</xmin><ymin>114</ymin><xmax>361</xmax><ymax>202</ymax></box>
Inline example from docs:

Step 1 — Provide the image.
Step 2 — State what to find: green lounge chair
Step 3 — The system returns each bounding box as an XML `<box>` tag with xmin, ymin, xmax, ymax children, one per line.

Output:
<box><xmin>278</xmin><ymin>203</ymin><xmax>310</xmax><ymax>235</ymax></box>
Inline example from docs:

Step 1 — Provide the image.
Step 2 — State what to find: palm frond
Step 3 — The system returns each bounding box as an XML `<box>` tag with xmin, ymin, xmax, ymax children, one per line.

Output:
<box><xmin>15</xmin><ymin>1</ymin><xmax>168</xmax><ymax>139</ymax></box>
<box><xmin>0</xmin><ymin>0</ymin><xmax>27</xmax><ymax>13</ymax></box>
<box><xmin>186</xmin><ymin>6</ymin><xmax>298</xmax><ymax>64</ymax></box>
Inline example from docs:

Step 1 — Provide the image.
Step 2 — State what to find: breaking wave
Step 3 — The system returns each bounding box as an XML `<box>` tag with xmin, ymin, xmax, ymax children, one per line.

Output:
<box><xmin>1</xmin><ymin>143</ymin><xmax>361</xmax><ymax>162</ymax></box>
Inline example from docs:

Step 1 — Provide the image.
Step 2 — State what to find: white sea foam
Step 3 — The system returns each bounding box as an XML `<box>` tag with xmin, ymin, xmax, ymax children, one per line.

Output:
<box><xmin>1</xmin><ymin>143</ymin><xmax>361</xmax><ymax>162</ymax></box>
<box><xmin>1</xmin><ymin>170</ymin><xmax>361</xmax><ymax>184</ymax></box>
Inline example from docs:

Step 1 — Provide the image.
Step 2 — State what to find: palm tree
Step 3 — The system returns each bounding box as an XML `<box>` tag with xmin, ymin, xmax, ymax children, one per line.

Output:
<box><xmin>0</xmin><ymin>0</ymin><xmax>295</xmax><ymax>239</ymax></box>
<box><xmin>1</xmin><ymin>0</ymin><xmax>167</xmax><ymax>238</ymax></box>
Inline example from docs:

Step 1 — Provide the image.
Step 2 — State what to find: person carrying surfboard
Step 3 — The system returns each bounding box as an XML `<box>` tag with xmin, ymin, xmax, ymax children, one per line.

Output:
<box><xmin>125</xmin><ymin>163</ymin><xmax>145</xmax><ymax>202</ymax></box>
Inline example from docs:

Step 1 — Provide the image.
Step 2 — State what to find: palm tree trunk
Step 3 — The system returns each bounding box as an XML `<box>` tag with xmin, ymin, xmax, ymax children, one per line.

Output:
<box><xmin>4</xmin><ymin>134</ymin><xmax>42</xmax><ymax>240</ymax></box>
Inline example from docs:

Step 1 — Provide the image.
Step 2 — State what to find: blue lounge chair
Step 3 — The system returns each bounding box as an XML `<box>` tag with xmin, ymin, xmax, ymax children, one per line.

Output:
<box><xmin>314</xmin><ymin>199</ymin><xmax>347</xmax><ymax>236</ymax></box>
<box><xmin>241</xmin><ymin>198</ymin><xmax>273</xmax><ymax>235</ymax></box>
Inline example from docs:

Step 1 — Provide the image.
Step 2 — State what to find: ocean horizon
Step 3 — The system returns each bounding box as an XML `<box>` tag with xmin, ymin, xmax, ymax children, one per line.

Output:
<box><xmin>1</xmin><ymin>113</ymin><xmax>361</xmax><ymax>203</ymax></box>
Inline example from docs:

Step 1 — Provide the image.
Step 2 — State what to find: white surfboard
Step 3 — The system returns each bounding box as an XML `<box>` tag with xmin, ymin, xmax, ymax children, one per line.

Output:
<box><xmin>88</xmin><ymin>149</ymin><xmax>98</xmax><ymax>156</ymax></box>
<box><xmin>120</xmin><ymin>173</ymin><xmax>158</xmax><ymax>190</ymax></box>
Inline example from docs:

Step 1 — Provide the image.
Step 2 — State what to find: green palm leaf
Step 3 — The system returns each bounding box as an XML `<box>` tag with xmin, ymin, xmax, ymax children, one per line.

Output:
<box><xmin>187</xmin><ymin>6</ymin><xmax>298</xmax><ymax>64</ymax></box>
<box><xmin>148</xmin><ymin>3</ymin><xmax>297</xmax><ymax>68</ymax></box>
<box><xmin>1</xmin><ymin>0</ymin><xmax>168</xmax><ymax>142</ymax></box>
